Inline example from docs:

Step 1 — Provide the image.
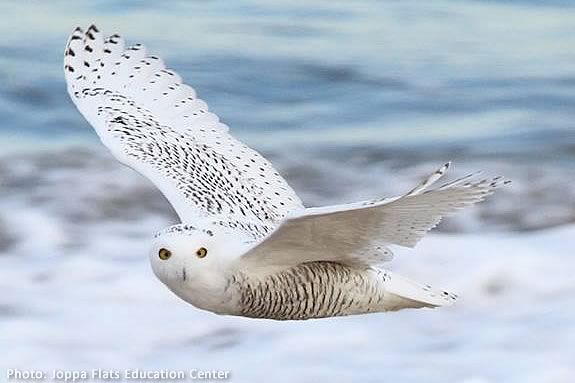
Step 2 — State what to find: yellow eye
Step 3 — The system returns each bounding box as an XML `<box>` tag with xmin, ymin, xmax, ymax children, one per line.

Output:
<box><xmin>196</xmin><ymin>247</ymin><xmax>208</xmax><ymax>258</ymax></box>
<box><xmin>158</xmin><ymin>248</ymin><xmax>171</xmax><ymax>260</ymax></box>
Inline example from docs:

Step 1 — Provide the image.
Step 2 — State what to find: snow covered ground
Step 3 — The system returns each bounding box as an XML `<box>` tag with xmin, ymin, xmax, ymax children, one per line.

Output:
<box><xmin>0</xmin><ymin>149</ymin><xmax>573</xmax><ymax>382</ymax></box>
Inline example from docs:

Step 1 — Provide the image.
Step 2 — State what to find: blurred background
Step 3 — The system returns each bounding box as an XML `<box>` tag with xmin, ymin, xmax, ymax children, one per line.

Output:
<box><xmin>0</xmin><ymin>0</ymin><xmax>574</xmax><ymax>382</ymax></box>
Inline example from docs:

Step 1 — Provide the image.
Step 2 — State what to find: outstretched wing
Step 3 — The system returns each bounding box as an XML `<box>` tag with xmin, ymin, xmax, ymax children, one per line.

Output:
<box><xmin>239</xmin><ymin>163</ymin><xmax>509</xmax><ymax>271</ymax></box>
<box><xmin>64</xmin><ymin>25</ymin><xmax>303</xmax><ymax>227</ymax></box>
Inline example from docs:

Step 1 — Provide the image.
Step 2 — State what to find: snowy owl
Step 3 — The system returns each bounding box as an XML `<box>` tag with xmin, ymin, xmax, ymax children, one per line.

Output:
<box><xmin>64</xmin><ymin>25</ymin><xmax>508</xmax><ymax>320</ymax></box>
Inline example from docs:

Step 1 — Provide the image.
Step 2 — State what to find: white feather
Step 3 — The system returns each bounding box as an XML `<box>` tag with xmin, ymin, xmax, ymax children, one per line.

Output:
<box><xmin>64</xmin><ymin>25</ymin><xmax>303</xmax><ymax>228</ymax></box>
<box><xmin>240</xmin><ymin>166</ymin><xmax>509</xmax><ymax>270</ymax></box>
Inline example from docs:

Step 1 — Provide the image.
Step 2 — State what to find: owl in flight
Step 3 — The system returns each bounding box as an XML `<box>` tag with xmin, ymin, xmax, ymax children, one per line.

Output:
<box><xmin>64</xmin><ymin>25</ymin><xmax>507</xmax><ymax>320</ymax></box>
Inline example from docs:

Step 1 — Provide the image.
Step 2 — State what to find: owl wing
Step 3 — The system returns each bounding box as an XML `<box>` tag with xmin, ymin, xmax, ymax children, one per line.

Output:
<box><xmin>64</xmin><ymin>25</ymin><xmax>303</xmax><ymax>228</ymax></box>
<box><xmin>239</xmin><ymin>163</ymin><xmax>509</xmax><ymax>272</ymax></box>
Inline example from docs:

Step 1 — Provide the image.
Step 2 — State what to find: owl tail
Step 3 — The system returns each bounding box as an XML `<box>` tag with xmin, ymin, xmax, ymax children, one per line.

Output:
<box><xmin>381</xmin><ymin>271</ymin><xmax>458</xmax><ymax>311</ymax></box>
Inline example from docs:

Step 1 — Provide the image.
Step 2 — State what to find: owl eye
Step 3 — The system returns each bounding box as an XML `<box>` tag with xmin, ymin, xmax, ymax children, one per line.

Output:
<box><xmin>196</xmin><ymin>247</ymin><xmax>208</xmax><ymax>258</ymax></box>
<box><xmin>158</xmin><ymin>248</ymin><xmax>172</xmax><ymax>260</ymax></box>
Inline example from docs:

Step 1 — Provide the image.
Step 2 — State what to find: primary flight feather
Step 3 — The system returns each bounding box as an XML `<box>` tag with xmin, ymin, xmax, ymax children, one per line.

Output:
<box><xmin>64</xmin><ymin>25</ymin><xmax>508</xmax><ymax>320</ymax></box>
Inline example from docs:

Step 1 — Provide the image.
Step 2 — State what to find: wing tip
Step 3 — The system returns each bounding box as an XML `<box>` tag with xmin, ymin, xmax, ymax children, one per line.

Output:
<box><xmin>466</xmin><ymin>175</ymin><xmax>511</xmax><ymax>192</ymax></box>
<box><xmin>87</xmin><ymin>24</ymin><xmax>100</xmax><ymax>33</ymax></box>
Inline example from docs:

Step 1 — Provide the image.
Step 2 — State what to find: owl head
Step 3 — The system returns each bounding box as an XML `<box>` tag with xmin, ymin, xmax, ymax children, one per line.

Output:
<box><xmin>149</xmin><ymin>223</ymin><xmax>248</xmax><ymax>289</ymax></box>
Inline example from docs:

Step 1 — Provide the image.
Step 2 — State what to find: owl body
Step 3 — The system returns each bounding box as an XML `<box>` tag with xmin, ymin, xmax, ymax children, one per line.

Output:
<box><xmin>234</xmin><ymin>262</ymin><xmax>391</xmax><ymax>320</ymax></box>
<box><xmin>154</xmin><ymin>241</ymin><xmax>456</xmax><ymax>320</ymax></box>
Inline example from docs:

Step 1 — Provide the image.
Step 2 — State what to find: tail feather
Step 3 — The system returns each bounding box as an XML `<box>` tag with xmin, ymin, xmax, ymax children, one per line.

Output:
<box><xmin>382</xmin><ymin>271</ymin><xmax>457</xmax><ymax>311</ymax></box>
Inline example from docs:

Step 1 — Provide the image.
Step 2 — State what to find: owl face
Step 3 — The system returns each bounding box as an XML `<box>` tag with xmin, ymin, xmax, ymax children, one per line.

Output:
<box><xmin>149</xmin><ymin>224</ymin><xmax>244</xmax><ymax>289</ymax></box>
<box><xmin>150</xmin><ymin>228</ymin><xmax>217</xmax><ymax>286</ymax></box>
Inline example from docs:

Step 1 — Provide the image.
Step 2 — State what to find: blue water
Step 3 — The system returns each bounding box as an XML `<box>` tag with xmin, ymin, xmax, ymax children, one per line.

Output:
<box><xmin>0</xmin><ymin>0</ymin><xmax>574</xmax><ymax>157</ymax></box>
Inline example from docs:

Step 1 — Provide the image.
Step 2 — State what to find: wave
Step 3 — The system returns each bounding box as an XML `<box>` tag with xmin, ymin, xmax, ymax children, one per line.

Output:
<box><xmin>0</xmin><ymin>143</ymin><xmax>571</xmax><ymax>253</ymax></box>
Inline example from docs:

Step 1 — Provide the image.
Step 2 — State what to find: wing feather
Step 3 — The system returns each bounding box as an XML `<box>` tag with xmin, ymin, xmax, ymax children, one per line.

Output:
<box><xmin>239</xmin><ymin>165</ymin><xmax>509</xmax><ymax>271</ymax></box>
<box><xmin>64</xmin><ymin>25</ymin><xmax>303</xmax><ymax>228</ymax></box>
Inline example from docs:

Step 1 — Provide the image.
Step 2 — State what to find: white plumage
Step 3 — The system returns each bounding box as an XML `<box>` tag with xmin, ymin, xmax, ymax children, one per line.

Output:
<box><xmin>64</xmin><ymin>25</ymin><xmax>508</xmax><ymax>320</ymax></box>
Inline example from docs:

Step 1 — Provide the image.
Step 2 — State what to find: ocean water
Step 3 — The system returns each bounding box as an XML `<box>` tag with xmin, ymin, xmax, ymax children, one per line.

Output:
<box><xmin>0</xmin><ymin>1</ymin><xmax>574</xmax><ymax>382</ymax></box>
